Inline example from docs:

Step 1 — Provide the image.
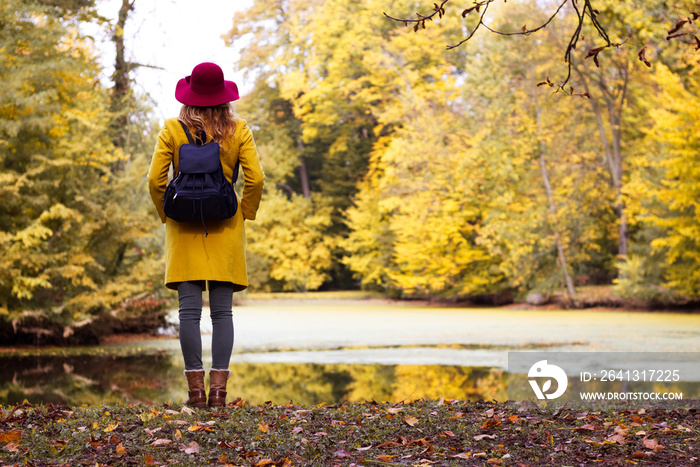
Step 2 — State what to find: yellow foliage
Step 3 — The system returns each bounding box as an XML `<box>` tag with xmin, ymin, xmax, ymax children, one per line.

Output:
<box><xmin>631</xmin><ymin>63</ymin><xmax>700</xmax><ymax>297</ymax></box>
<box><xmin>248</xmin><ymin>192</ymin><xmax>337</xmax><ymax>292</ymax></box>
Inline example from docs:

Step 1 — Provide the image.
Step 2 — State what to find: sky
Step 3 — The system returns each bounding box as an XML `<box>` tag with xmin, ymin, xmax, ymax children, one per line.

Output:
<box><xmin>89</xmin><ymin>0</ymin><xmax>254</xmax><ymax>122</ymax></box>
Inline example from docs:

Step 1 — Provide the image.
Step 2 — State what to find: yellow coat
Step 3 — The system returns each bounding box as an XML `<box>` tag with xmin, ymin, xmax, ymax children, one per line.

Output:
<box><xmin>148</xmin><ymin>118</ymin><xmax>264</xmax><ymax>291</ymax></box>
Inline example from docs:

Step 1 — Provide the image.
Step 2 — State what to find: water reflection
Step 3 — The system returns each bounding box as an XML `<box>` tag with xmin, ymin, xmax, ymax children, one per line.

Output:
<box><xmin>0</xmin><ymin>352</ymin><xmax>506</xmax><ymax>406</ymax></box>
<box><xmin>228</xmin><ymin>363</ymin><xmax>506</xmax><ymax>405</ymax></box>
<box><xmin>0</xmin><ymin>352</ymin><xmax>183</xmax><ymax>406</ymax></box>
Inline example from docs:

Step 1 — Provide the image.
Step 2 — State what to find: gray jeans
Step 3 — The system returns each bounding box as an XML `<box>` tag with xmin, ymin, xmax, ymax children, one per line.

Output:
<box><xmin>177</xmin><ymin>281</ymin><xmax>234</xmax><ymax>370</ymax></box>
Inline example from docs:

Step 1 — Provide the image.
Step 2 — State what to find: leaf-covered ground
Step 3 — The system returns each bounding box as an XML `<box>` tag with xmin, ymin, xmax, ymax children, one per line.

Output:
<box><xmin>0</xmin><ymin>399</ymin><xmax>697</xmax><ymax>466</ymax></box>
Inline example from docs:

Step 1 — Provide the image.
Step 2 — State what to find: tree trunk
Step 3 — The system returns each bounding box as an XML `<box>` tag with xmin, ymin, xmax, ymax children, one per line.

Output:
<box><xmin>574</xmin><ymin>65</ymin><xmax>630</xmax><ymax>261</ymax></box>
<box><xmin>298</xmin><ymin>139</ymin><xmax>311</xmax><ymax>198</ymax></box>
<box><xmin>110</xmin><ymin>0</ymin><xmax>133</xmax><ymax>149</ymax></box>
<box><xmin>532</xmin><ymin>84</ymin><xmax>578</xmax><ymax>301</ymax></box>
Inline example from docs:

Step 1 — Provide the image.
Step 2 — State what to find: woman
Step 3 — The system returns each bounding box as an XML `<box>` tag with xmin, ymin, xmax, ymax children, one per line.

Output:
<box><xmin>148</xmin><ymin>62</ymin><xmax>264</xmax><ymax>408</ymax></box>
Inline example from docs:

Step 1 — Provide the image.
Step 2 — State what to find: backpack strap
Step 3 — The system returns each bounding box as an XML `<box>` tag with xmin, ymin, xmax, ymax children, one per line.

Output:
<box><xmin>178</xmin><ymin>119</ymin><xmax>240</xmax><ymax>184</ymax></box>
<box><xmin>178</xmin><ymin>120</ymin><xmax>196</xmax><ymax>145</ymax></box>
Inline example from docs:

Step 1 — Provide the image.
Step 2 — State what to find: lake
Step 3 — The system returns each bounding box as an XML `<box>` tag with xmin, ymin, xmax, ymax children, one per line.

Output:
<box><xmin>2</xmin><ymin>300</ymin><xmax>699</xmax><ymax>406</ymax></box>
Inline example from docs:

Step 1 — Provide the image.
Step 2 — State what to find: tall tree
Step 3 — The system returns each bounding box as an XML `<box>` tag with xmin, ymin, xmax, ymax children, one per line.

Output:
<box><xmin>0</xmin><ymin>0</ymin><xmax>165</xmax><ymax>344</ymax></box>
<box><xmin>229</xmin><ymin>0</ymin><xmax>699</xmax><ymax>302</ymax></box>
<box><xmin>619</xmin><ymin>62</ymin><xmax>700</xmax><ymax>299</ymax></box>
<box><xmin>109</xmin><ymin>0</ymin><xmax>134</xmax><ymax>149</ymax></box>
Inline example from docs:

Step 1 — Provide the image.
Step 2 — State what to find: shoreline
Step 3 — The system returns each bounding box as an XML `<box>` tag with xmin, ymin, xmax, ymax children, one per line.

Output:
<box><xmin>1</xmin><ymin>298</ymin><xmax>698</xmax><ymax>353</ymax></box>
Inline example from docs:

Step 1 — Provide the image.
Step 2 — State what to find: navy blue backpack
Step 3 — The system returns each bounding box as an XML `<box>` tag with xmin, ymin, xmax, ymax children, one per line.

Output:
<box><xmin>163</xmin><ymin>121</ymin><xmax>239</xmax><ymax>235</ymax></box>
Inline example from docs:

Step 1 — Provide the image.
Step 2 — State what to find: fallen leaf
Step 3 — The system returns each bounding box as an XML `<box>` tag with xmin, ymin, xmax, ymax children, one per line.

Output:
<box><xmin>151</xmin><ymin>439</ymin><xmax>172</xmax><ymax>446</ymax></box>
<box><xmin>443</xmin><ymin>430</ymin><xmax>455</xmax><ymax>437</ymax></box>
<box><xmin>485</xmin><ymin>408</ymin><xmax>495</xmax><ymax>418</ymax></box>
<box><xmin>378</xmin><ymin>454</ymin><xmax>394</xmax><ymax>462</ymax></box>
<box><xmin>180</xmin><ymin>406</ymin><xmax>195</xmax><ymax>415</ymax></box>
<box><xmin>404</xmin><ymin>415</ymin><xmax>418</xmax><ymax>426</ymax></box>
<box><xmin>473</xmin><ymin>452</ymin><xmax>487</xmax><ymax>458</ymax></box>
<box><xmin>474</xmin><ymin>434</ymin><xmax>496</xmax><ymax>441</ymax></box>
<box><xmin>291</xmin><ymin>426</ymin><xmax>303</xmax><ymax>434</ymax></box>
<box><xmin>116</xmin><ymin>443</ymin><xmax>126</xmax><ymax>454</ymax></box>
<box><xmin>482</xmin><ymin>418</ymin><xmax>501</xmax><ymax>429</ymax></box>
<box><xmin>188</xmin><ymin>423</ymin><xmax>214</xmax><ymax>433</ymax></box>
<box><xmin>258</xmin><ymin>422</ymin><xmax>270</xmax><ymax>433</ymax></box>
<box><xmin>4</xmin><ymin>442</ymin><xmax>28</xmax><ymax>453</ymax></box>
<box><xmin>508</xmin><ymin>414</ymin><xmax>520</xmax><ymax>423</ymax></box>
<box><xmin>453</xmin><ymin>452</ymin><xmax>471</xmax><ymax>459</ymax></box>
<box><xmin>643</xmin><ymin>438</ymin><xmax>664</xmax><ymax>451</ymax></box>
<box><xmin>0</xmin><ymin>430</ymin><xmax>22</xmax><ymax>443</ymax></box>
<box><xmin>180</xmin><ymin>441</ymin><xmax>199</xmax><ymax>454</ymax></box>
<box><xmin>606</xmin><ymin>434</ymin><xmax>626</xmax><ymax>444</ymax></box>
<box><xmin>255</xmin><ymin>460</ymin><xmax>274</xmax><ymax>466</ymax></box>
<box><xmin>631</xmin><ymin>450</ymin><xmax>647</xmax><ymax>459</ymax></box>
<box><xmin>487</xmin><ymin>459</ymin><xmax>503</xmax><ymax>465</ymax></box>
<box><xmin>377</xmin><ymin>441</ymin><xmax>401</xmax><ymax>449</ymax></box>
<box><xmin>104</xmin><ymin>422</ymin><xmax>119</xmax><ymax>433</ymax></box>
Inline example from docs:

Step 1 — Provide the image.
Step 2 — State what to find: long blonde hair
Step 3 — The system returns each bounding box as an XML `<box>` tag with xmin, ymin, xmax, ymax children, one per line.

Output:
<box><xmin>179</xmin><ymin>104</ymin><xmax>237</xmax><ymax>146</ymax></box>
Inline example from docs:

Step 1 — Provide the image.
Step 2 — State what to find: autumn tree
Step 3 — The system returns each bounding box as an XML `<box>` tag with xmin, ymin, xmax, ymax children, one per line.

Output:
<box><xmin>616</xmin><ymin>62</ymin><xmax>700</xmax><ymax>300</ymax></box>
<box><xmin>0</xmin><ymin>0</ymin><xmax>165</xmax><ymax>344</ymax></box>
<box><xmin>227</xmin><ymin>0</ymin><xmax>399</xmax><ymax>291</ymax></box>
<box><xmin>229</xmin><ymin>0</ymin><xmax>698</xmax><ymax>302</ymax></box>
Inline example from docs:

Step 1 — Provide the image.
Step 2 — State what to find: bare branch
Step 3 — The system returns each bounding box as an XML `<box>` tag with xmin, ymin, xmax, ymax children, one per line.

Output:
<box><xmin>447</xmin><ymin>1</ymin><xmax>494</xmax><ymax>50</ymax></box>
<box><xmin>481</xmin><ymin>0</ymin><xmax>568</xmax><ymax>37</ymax></box>
<box><xmin>383</xmin><ymin>0</ymin><xmax>450</xmax><ymax>28</ymax></box>
<box><xmin>383</xmin><ymin>1</ymin><xmax>700</xmax><ymax>92</ymax></box>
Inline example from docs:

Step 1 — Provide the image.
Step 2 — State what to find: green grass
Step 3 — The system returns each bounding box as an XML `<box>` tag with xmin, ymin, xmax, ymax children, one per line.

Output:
<box><xmin>1</xmin><ymin>399</ymin><xmax>697</xmax><ymax>466</ymax></box>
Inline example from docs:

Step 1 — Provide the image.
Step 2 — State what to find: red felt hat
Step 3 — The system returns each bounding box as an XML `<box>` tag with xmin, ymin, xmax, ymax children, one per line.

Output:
<box><xmin>175</xmin><ymin>62</ymin><xmax>239</xmax><ymax>107</ymax></box>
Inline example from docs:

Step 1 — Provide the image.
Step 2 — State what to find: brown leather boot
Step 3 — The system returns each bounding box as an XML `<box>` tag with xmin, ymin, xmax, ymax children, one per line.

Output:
<box><xmin>184</xmin><ymin>370</ymin><xmax>207</xmax><ymax>408</ymax></box>
<box><xmin>208</xmin><ymin>369</ymin><xmax>231</xmax><ymax>408</ymax></box>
